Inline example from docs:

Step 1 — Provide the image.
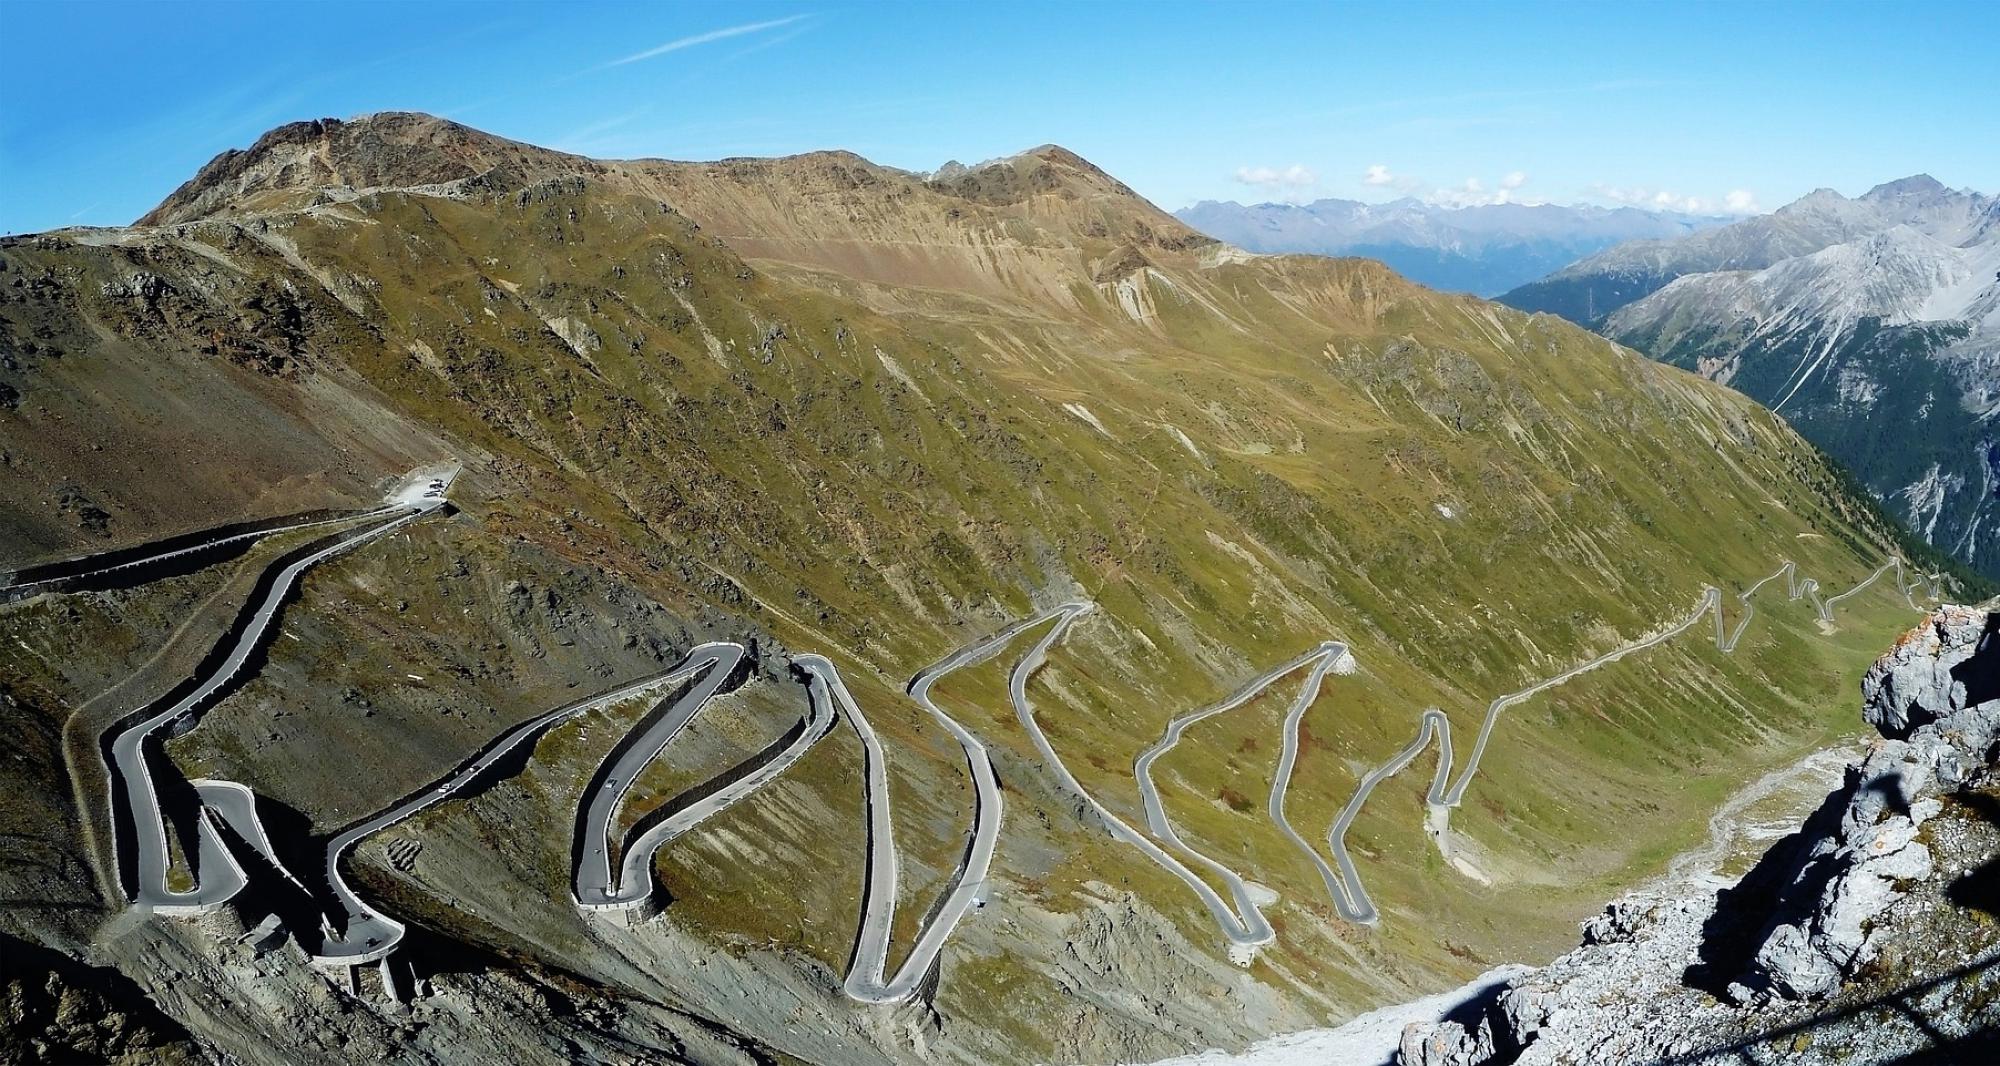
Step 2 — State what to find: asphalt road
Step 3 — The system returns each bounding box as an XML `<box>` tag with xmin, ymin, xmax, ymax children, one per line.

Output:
<box><xmin>1440</xmin><ymin>555</ymin><xmax>1938</xmax><ymax>811</ymax></box>
<box><xmin>1264</xmin><ymin>645</ymin><xmax>1369</xmax><ymax>922</ymax></box>
<box><xmin>191</xmin><ymin>778</ymin><xmax>304</xmax><ymax>890</ymax></box>
<box><xmin>1321</xmin><ymin>708</ymin><xmax>1452</xmax><ymax>924</ymax></box>
<box><xmin>1132</xmin><ymin>643</ymin><xmax>1358</xmax><ymax>946</ymax></box>
<box><xmin>0</xmin><ymin>507</ymin><xmax>400</xmax><ymax>602</ymax></box>
<box><xmin>995</xmin><ymin>602</ymin><xmax>1315</xmax><ymax>953</ymax></box>
<box><xmin>572</xmin><ymin>642</ymin><xmax>748</xmax><ymax>909</ymax></box>
<box><xmin>110</xmin><ymin>502</ymin><xmax>439</xmax><ymax>914</ymax></box>
<box><xmin>89</xmin><ymin>450</ymin><xmax>1945</xmax><ymax>980</ymax></box>
<box><xmin>830</xmin><ymin>602</ymin><xmax>1094</xmax><ymax>1003</ymax></box>
<box><xmin>573</xmin><ymin>658</ymin><xmax>841</xmax><ymax>911</ymax></box>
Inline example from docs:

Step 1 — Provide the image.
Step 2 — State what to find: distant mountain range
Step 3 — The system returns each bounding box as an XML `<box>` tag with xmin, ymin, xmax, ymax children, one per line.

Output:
<box><xmin>1508</xmin><ymin>175</ymin><xmax>1999</xmax><ymax>578</ymax></box>
<box><xmin>1173</xmin><ymin>197</ymin><xmax>1729</xmax><ymax>296</ymax></box>
<box><xmin>1499</xmin><ymin>175</ymin><xmax>1995</xmax><ymax>324</ymax></box>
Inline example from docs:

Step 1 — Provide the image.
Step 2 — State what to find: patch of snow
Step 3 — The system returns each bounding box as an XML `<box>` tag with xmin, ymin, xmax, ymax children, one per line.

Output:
<box><xmin>1434</xmin><ymin>502</ymin><xmax>1458</xmax><ymax>520</ymax></box>
<box><xmin>875</xmin><ymin>349</ymin><xmax>930</xmax><ymax>404</ymax></box>
<box><xmin>1159</xmin><ymin>423</ymin><xmax>1206</xmax><ymax>461</ymax></box>
<box><xmin>1063</xmin><ymin>402</ymin><xmax>1113</xmax><ymax>437</ymax></box>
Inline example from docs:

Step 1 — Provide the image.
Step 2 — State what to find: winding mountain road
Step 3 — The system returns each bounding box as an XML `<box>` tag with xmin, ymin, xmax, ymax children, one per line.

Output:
<box><xmin>583</xmin><ymin>659</ymin><xmax>841</xmax><ymax>904</ymax></box>
<box><xmin>1135</xmin><ymin>555</ymin><xmax>1943</xmax><ymax>934</ymax></box>
<box><xmin>0</xmin><ymin>508</ymin><xmax>399</xmax><ymax>605</ymax></box>
<box><xmin>573</xmin><ymin>642</ymin><xmax>749</xmax><ymax>910</ymax></box>
<box><xmin>1265</xmin><ymin>646</ymin><xmax>1370</xmax><ymax>921</ymax></box>
<box><xmin>81</xmin><ymin>455</ymin><xmax>1947</xmax><ymax>1000</ymax></box>
<box><xmin>805</xmin><ymin>603</ymin><xmax>1088</xmax><ymax>1003</ymax></box>
<box><xmin>1321</xmin><ymin>709</ymin><xmax>1452</xmax><ymax>924</ymax></box>
<box><xmin>1132</xmin><ymin>642</ymin><xmax>1355</xmax><ymax>944</ymax></box>
<box><xmin>191</xmin><ymin>779</ymin><xmax>304</xmax><ymax>891</ymax></box>
<box><xmin>996</xmin><ymin>602</ymin><xmax>1322</xmax><ymax>956</ymax></box>
<box><xmin>108</xmin><ymin>502</ymin><xmax>441</xmax><ymax>914</ymax></box>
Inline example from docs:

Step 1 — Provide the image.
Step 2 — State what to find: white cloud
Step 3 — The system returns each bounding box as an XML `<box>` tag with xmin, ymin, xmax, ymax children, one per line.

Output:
<box><xmin>1424</xmin><ymin>173</ymin><xmax>1540</xmax><ymax>208</ymax></box>
<box><xmin>1355</xmin><ymin>166</ymin><xmax>1536</xmax><ymax>208</ymax></box>
<box><xmin>1592</xmin><ymin>183</ymin><xmax>1758</xmax><ymax>216</ymax></box>
<box><xmin>1234</xmin><ymin>164</ymin><xmax>1318</xmax><ymax>194</ymax></box>
<box><xmin>1596</xmin><ymin>185</ymin><xmax>1695</xmax><ymax>212</ymax></box>
<box><xmin>607</xmin><ymin>15</ymin><xmax>808</xmax><ymax>67</ymax></box>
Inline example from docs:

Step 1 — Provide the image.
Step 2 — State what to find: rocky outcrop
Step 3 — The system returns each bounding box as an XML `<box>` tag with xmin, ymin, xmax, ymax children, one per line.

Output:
<box><xmin>1398</xmin><ymin>604</ymin><xmax>2000</xmax><ymax>1065</ymax></box>
<box><xmin>1863</xmin><ymin>603</ymin><xmax>1996</xmax><ymax>739</ymax></box>
<box><xmin>1737</xmin><ymin>604</ymin><xmax>1997</xmax><ymax>1003</ymax></box>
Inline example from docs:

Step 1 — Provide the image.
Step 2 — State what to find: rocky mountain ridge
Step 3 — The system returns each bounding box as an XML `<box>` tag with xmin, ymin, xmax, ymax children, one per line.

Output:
<box><xmin>1498</xmin><ymin>175</ymin><xmax>1994</xmax><ymax>323</ymax></box>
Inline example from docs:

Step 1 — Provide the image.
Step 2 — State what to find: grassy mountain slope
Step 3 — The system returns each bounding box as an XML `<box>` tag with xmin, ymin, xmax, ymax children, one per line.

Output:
<box><xmin>0</xmin><ymin>113</ymin><xmax>1953</xmax><ymax>1064</ymax></box>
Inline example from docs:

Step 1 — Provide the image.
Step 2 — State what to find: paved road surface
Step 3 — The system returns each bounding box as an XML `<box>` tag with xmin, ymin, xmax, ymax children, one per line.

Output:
<box><xmin>0</xmin><ymin>508</ymin><xmax>398</xmax><ymax>603</ymax></box>
<box><xmin>1133</xmin><ymin>643</ymin><xmax>1356</xmax><ymax>945</ymax></box>
<box><xmin>572</xmin><ymin>659</ymin><xmax>840</xmax><ymax>912</ymax></box>
<box><xmin>996</xmin><ymin>602</ymin><xmax>1319</xmax><ymax>954</ymax></box>
<box><xmin>1380</xmin><ymin>555</ymin><xmax>1946</xmax><ymax>911</ymax></box>
<box><xmin>191</xmin><ymin>779</ymin><xmax>305</xmax><ymax>890</ymax></box>
<box><xmin>109</xmin><ymin>503</ymin><xmax>439</xmax><ymax>914</ymax></box>
<box><xmin>1321</xmin><ymin>709</ymin><xmax>1452</xmax><ymax>924</ymax></box>
<box><xmin>829</xmin><ymin>602</ymin><xmax>1092</xmax><ymax>1003</ymax></box>
<box><xmin>573</xmin><ymin>642</ymin><xmax>748</xmax><ymax>909</ymax></box>
<box><xmin>1264</xmin><ymin>647</ymin><xmax>1368</xmax><ymax>921</ymax></box>
<box><xmin>3</xmin><ymin>465</ymin><xmax>455</xmax><ymax>602</ymax></box>
<box><xmin>93</xmin><ymin>454</ymin><xmax>1944</xmax><ymax>987</ymax></box>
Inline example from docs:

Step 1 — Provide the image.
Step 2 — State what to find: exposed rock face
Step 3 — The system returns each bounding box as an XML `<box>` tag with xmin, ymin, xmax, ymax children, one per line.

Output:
<box><xmin>1732</xmin><ymin>607</ymin><xmax>1995</xmax><ymax>1003</ymax></box>
<box><xmin>1397</xmin><ymin>605</ymin><xmax>2000</xmax><ymax>1065</ymax></box>
<box><xmin>1862</xmin><ymin>603</ymin><xmax>1994</xmax><ymax>739</ymax></box>
<box><xmin>1502</xmin><ymin>176</ymin><xmax>2000</xmax><ymax>580</ymax></box>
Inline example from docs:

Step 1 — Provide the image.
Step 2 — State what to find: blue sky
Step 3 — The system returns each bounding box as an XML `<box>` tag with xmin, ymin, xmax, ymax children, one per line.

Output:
<box><xmin>2</xmin><ymin>1</ymin><xmax>1993</xmax><ymax>234</ymax></box>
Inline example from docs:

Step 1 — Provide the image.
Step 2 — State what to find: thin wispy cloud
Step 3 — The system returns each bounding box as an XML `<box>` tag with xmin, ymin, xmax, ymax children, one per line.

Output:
<box><xmin>551</xmin><ymin>107</ymin><xmax>652</xmax><ymax>156</ymax></box>
<box><xmin>605</xmin><ymin>15</ymin><xmax>808</xmax><ymax>68</ymax></box>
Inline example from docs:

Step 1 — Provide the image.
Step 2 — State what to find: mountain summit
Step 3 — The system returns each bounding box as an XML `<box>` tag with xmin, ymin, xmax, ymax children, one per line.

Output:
<box><xmin>139</xmin><ymin>112</ymin><xmax>587</xmax><ymax>225</ymax></box>
<box><xmin>1498</xmin><ymin>175</ymin><xmax>1994</xmax><ymax>324</ymax></box>
<box><xmin>141</xmin><ymin>113</ymin><xmax>1217</xmax><ymax>310</ymax></box>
